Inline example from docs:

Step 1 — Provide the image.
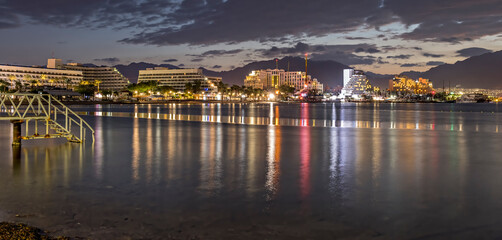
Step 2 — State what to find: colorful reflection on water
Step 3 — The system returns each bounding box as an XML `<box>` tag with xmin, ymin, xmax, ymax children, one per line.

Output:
<box><xmin>1</xmin><ymin>103</ymin><xmax>502</xmax><ymax>239</ymax></box>
<box><xmin>69</xmin><ymin>102</ymin><xmax>502</xmax><ymax>133</ymax></box>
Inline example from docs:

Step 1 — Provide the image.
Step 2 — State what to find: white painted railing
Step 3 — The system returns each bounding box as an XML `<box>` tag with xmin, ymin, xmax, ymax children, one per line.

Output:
<box><xmin>0</xmin><ymin>93</ymin><xmax>94</xmax><ymax>143</ymax></box>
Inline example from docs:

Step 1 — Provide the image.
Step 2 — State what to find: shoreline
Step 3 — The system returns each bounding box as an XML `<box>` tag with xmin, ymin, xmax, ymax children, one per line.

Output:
<box><xmin>59</xmin><ymin>100</ymin><xmax>495</xmax><ymax>105</ymax></box>
<box><xmin>0</xmin><ymin>98</ymin><xmax>495</xmax><ymax>106</ymax></box>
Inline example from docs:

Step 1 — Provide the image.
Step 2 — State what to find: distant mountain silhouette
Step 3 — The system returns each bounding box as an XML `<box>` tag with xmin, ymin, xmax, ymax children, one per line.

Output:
<box><xmin>368</xmin><ymin>50</ymin><xmax>502</xmax><ymax>89</ymax></box>
<box><xmin>114</xmin><ymin>57</ymin><xmax>349</xmax><ymax>88</ymax></box>
<box><xmin>420</xmin><ymin>50</ymin><xmax>502</xmax><ymax>89</ymax></box>
<box><xmin>114</xmin><ymin>50</ymin><xmax>502</xmax><ymax>89</ymax></box>
<box><xmin>202</xmin><ymin>56</ymin><xmax>349</xmax><ymax>88</ymax></box>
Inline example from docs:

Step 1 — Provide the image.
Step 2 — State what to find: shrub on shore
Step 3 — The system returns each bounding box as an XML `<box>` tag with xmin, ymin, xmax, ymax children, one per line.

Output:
<box><xmin>0</xmin><ymin>222</ymin><xmax>68</xmax><ymax>240</ymax></box>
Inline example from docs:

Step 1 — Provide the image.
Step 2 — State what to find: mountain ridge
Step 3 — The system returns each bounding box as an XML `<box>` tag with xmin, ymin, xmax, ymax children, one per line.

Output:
<box><xmin>113</xmin><ymin>50</ymin><xmax>502</xmax><ymax>90</ymax></box>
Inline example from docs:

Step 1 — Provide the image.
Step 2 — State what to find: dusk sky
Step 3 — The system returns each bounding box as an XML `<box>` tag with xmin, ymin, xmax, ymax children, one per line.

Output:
<box><xmin>1</xmin><ymin>0</ymin><xmax>501</xmax><ymax>74</ymax></box>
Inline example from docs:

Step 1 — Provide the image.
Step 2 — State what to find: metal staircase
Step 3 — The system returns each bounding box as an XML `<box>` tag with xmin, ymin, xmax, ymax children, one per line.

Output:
<box><xmin>0</xmin><ymin>93</ymin><xmax>94</xmax><ymax>144</ymax></box>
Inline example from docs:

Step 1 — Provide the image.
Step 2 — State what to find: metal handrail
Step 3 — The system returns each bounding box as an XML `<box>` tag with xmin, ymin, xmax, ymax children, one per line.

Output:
<box><xmin>47</xmin><ymin>96</ymin><xmax>95</xmax><ymax>135</ymax></box>
<box><xmin>0</xmin><ymin>93</ymin><xmax>95</xmax><ymax>143</ymax></box>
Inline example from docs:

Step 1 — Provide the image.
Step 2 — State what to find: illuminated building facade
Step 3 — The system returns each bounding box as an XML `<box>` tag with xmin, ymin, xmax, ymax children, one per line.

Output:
<box><xmin>343</xmin><ymin>69</ymin><xmax>354</xmax><ymax>87</ymax></box>
<box><xmin>244</xmin><ymin>74</ymin><xmax>263</xmax><ymax>89</ymax></box>
<box><xmin>138</xmin><ymin>67</ymin><xmax>220</xmax><ymax>92</ymax></box>
<box><xmin>389</xmin><ymin>75</ymin><xmax>434</xmax><ymax>94</ymax></box>
<box><xmin>244</xmin><ymin>69</ymin><xmax>323</xmax><ymax>93</ymax></box>
<box><xmin>0</xmin><ymin>64</ymin><xmax>83</xmax><ymax>89</ymax></box>
<box><xmin>61</xmin><ymin>63</ymin><xmax>130</xmax><ymax>91</ymax></box>
<box><xmin>340</xmin><ymin>70</ymin><xmax>373</xmax><ymax>97</ymax></box>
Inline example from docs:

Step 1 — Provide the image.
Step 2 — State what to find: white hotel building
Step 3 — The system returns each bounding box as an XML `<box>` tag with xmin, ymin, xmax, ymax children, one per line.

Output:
<box><xmin>0</xmin><ymin>63</ymin><xmax>82</xmax><ymax>89</ymax></box>
<box><xmin>62</xmin><ymin>63</ymin><xmax>130</xmax><ymax>91</ymax></box>
<box><xmin>0</xmin><ymin>58</ymin><xmax>131</xmax><ymax>91</ymax></box>
<box><xmin>138</xmin><ymin>67</ymin><xmax>221</xmax><ymax>92</ymax></box>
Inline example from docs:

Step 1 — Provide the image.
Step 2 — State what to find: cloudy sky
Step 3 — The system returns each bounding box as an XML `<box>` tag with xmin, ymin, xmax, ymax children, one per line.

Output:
<box><xmin>0</xmin><ymin>0</ymin><xmax>501</xmax><ymax>74</ymax></box>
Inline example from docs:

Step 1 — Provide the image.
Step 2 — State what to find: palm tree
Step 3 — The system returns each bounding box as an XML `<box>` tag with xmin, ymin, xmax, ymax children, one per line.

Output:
<box><xmin>62</xmin><ymin>77</ymin><xmax>71</xmax><ymax>89</ymax></box>
<box><xmin>8</xmin><ymin>75</ymin><xmax>16</xmax><ymax>89</ymax></box>
<box><xmin>23</xmin><ymin>75</ymin><xmax>32</xmax><ymax>87</ymax></box>
<box><xmin>0</xmin><ymin>79</ymin><xmax>9</xmax><ymax>92</ymax></box>
<box><xmin>14</xmin><ymin>80</ymin><xmax>22</xmax><ymax>92</ymax></box>
<box><xmin>230</xmin><ymin>85</ymin><xmax>242</xmax><ymax>96</ymax></box>
<box><xmin>30</xmin><ymin>80</ymin><xmax>39</xmax><ymax>89</ymax></box>
<box><xmin>216</xmin><ymin>82</ymin><xmax>229</xmax><ymax>95</ymax></box>
<box><xmin>94</xmin><ymin>80</ymin><xmax>102</xmax><ymax>92</ymax></box>
<box><xmin>40</xmin><ymin>74</ymin><xmax>47</xmax><ymax>84</ymax></box>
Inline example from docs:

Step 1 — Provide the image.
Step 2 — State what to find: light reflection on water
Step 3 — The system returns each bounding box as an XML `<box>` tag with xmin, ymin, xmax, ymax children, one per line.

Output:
<box><xmin>1</xmin><ymin>103</ymin><xmax>502</xmax><ymax>239</ymax></box>
<box><xmin>74</xmin><ymin>102</ymin><xmax>502</xmax><ymax>133</ymax></box>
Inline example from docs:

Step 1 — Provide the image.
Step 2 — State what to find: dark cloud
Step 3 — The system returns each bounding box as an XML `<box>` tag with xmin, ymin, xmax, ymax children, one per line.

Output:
<box><xmin>189</xmin><ymin>49</ymin><xmax>243</xmax><ymax>58</ymax></box>
<box><xmin>456</xmin><ymin>47</ymin><xmax>493</xmax><ymax>57</ymax></box>
<box><xmin>376</xmin><ymin>57</ymin><xmax>389</xmax><ymax>64</ymax></box>
<box><xmin>387</xmin><ymin>0</ymin><xmax>502</xmax><ymax>42</ymax></box>
<box><xmin>345</xmin><ymin>37</ymin><xmax>371</xmax><ymax>40</ymax></box>
<box><xmin>258</xmin><ymin>42</ymin><xmax>381</xmax><ymax>65</ymax></box>
<box><xmin>387</xmin><ymin>54</ymin><xmax>413</xmax><ymax>59</ymax></box>
<box><xmin>433</xmin><ymin>37</ymin><xmax>472</xmax><ymax>44</ymax></box>
<box><xmin>426</xmin><ymin>61</ymin><xmax>445</xmax><ymax>66</ymax></box>
<box><xmin>191</xmin><ymin>58</ymin><xmax>203</xmax><ymax>62</ymax></box>
<box><xmin>400</xmin><ymin>63</ymin><xmax>421</xmax><ymax>67</ymax></box>
<box><xmin>120</xmin><ymin>0</ymin><xmax>502</xmax><ymax>45</ymax></box>
<box><xmin>0</xmin><ymin>0</ymin><xmax>176</xmax><ymax>29</ymax></box>
<box><xmin>178</xmin><ymin>64</ymin><xmax>185</xmax><ymax>67</ymax></box>
<box><xmin>260</xmin><ymin>42</ymin><xmax>312</xmax><ymax>57</ymax></box>
<box><xmin>163</xmin><ymin>59</ymin><xmax>177</xmax><ymax>62</ymax></box>
<box><xmin>412</xmin><ymin>47</ymin><xmax>423</xmax><ymax>51</ymax></box>
<box><xmin>380</xmin><ymin>45</ymin><xmax>407</xmax><ymax>52</ymax></box>
<box><xmin>212</xmin><ymin>65</ymin><xmax>222</xmax><ymax>69</ymax></box>
<box><xmin>423</xmin><ymin>53</ymin><xmax>444</xmax><ymax>58</ymax></box>
<box><xmin>93</xmin><ymin>57</ymin><xmax>120</xmax><ymax>64</ymax></box>
<box><xmin>119</xmin><ymin>0</ymin><xmax>394</xmax><ymax>45</ymax></box>
<box><xmin>354</xmin><ymin>47</ymin><xmax>381</xmax><ymax>54</ymax></box>
<box><xmin>0</xmin><ymin>8</ymin><xmax>20</xmax><ymax>29</ymax></box>
<box><xmin>3</xmin><ymin>0</ymin><xmax>502</xmax><ymax>46</ymax></box>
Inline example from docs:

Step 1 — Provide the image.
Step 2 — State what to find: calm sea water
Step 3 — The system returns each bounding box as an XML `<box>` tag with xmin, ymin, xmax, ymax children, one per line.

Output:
<box><xmin>1</xmin><ymin>102</ymin><xmax>502</xmax><ymax>239</ymax></box>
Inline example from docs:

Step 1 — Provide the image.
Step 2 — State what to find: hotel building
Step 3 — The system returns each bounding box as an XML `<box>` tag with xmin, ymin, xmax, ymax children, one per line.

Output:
<box><xmin>340</xmin><ymin>70</ymin><xmax>373</xmax><ymax>97</ymax></box>
<box><xmin>244</xmin><ymin>69</ymin><xmax>323</xmax><ymax>93</ymax></box>
<box><xmin>61</xmin><ymin>63</ymin><xmax>130</xmax><ymax>91</ymax></box>
<box><xmin>137</xmin><ymin>68</ymin><xmax>221</xmax><ymax>92</ymax></box>
<box><xmin>46</xmin><ymin>59</ymin><xmax>130</xmax><ymax>91</ymax></box>
<box><xmin>389</xmin><ymin>75</ymin><xmax>434</xmax><ymax>94</ymax></box>
<box><xmin>0</xmin><ymin>63</ymin><xmax>83</xmax><ymax>89</ymax></box>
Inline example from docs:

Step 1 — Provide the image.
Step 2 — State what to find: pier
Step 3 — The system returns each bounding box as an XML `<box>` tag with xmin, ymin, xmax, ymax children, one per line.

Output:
<box><xmin>0</xmin><ymin>93</ymin><xmax>94</xmax><ymax>145</ymax></box>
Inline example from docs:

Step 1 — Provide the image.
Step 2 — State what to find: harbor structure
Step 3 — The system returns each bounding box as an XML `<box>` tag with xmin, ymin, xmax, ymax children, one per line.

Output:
<box><xmin>244</xmin><ymin>69</ymin><xmax>323</xmax><ymax>93</ymax></box>
<box><xmin>137</xmin><ymin>67</ymin><xmax>220</xmax><ymax>92</ymax></box>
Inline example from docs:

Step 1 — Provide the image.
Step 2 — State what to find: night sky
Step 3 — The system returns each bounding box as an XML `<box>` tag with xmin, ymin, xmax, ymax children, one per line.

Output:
<box><xmin>1</xmin><ymin>0</ymin><xmax>501</xmax><ymax>74</ymax></box>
